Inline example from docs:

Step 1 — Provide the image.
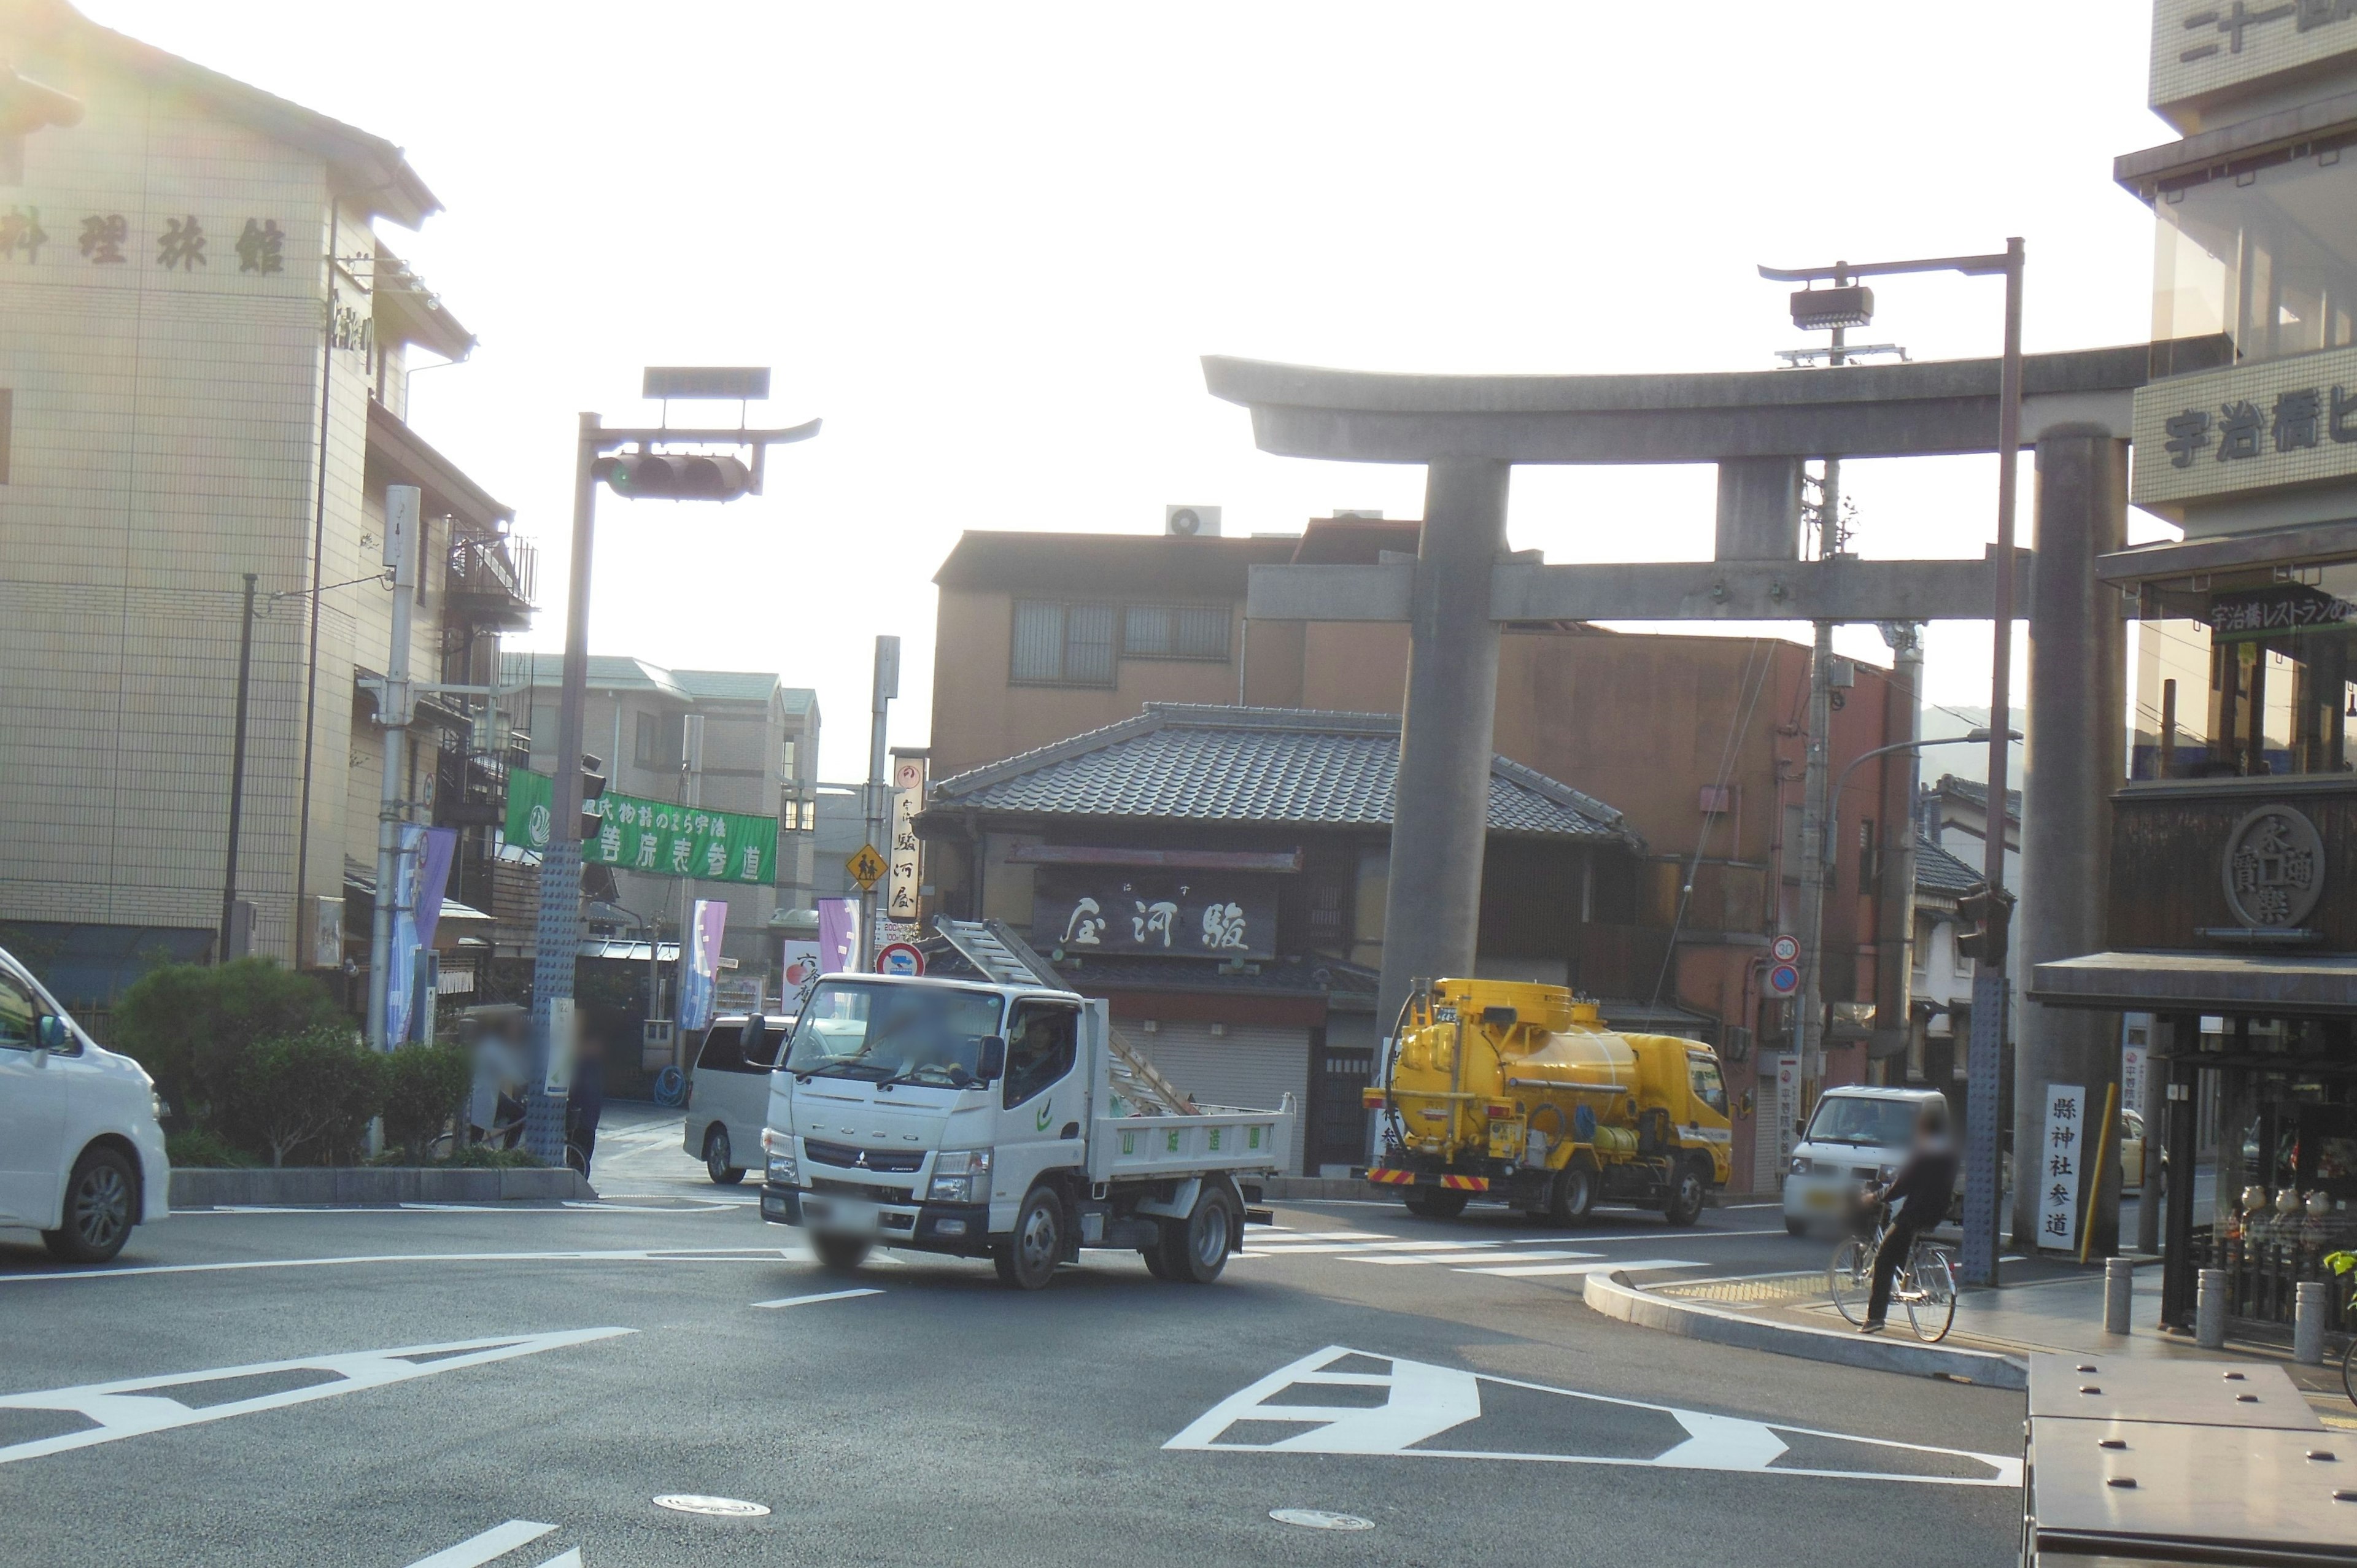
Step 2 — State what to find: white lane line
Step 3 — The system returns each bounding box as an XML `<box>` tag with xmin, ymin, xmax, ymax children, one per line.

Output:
<box><xmin>0</xmin><ymin>1329</ymin><xmax>632</xmax><ymax>1466</ymax></box>
<box><xmin>1455</xmin><ymin>1257</ymin><xmax>1700</xmax><ymax>1278</ymax></box>
<box><xmin>752</xmin><ymin>1287</ymin><xmax>883</xmax><ymax>1310</ymax></box>
<box><xmin>1348</xmin><ymin>1254</ymin><xmax>1603</xmax><ymax>1264</ymax></box>
<box><xmin>532</xmin><ymin>1551</ymin><xmax>583</xmax><ymax>1568</ymax></box>
<box><xmin>0</xmin><ymin>1246</ymin><xmax>805</xmax><ymax>1285</ymax></box>
<box><xmin>402</xmin><ymin>1520</ymin><xmax>559</xmax><ymax>1568</ymax></box>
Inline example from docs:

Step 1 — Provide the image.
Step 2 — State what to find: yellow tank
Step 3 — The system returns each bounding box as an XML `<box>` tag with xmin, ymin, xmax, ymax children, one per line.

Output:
<box><xmin>1369</xmin><ymin>977</ymin><xmax>1732</xmax><ymax>1224</ymax></box>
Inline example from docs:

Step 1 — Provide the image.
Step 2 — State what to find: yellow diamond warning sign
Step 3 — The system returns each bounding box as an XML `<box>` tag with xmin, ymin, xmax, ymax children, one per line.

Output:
<box><xmin>846</xmin><ymin>843</ymin><xmax>888</xmax><ymax>889</ymax></box>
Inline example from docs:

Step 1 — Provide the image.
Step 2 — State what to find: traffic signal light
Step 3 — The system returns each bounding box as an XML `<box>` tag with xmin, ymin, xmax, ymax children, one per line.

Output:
<box><xmin>578</xmin><ymin>753</ymin><xmax>608</xmax><ymax>841</ymax></box>
<box><xmin>1955</xmin><ymin>882</ymin><xmax>2015</xmax><ymax>965</ymax></box>
<box><xmin>594</xmin><ymin>452</ymin><xmax>753</xmax><ymax>501</ymax></box>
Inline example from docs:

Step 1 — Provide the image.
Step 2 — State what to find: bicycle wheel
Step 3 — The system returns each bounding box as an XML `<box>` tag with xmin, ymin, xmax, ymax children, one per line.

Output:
<box><xmin>1828</xmin><ymin>1237</ymin><xmax>1874</xmax><ymax>1326</ymax></box>
<box><xmin>1906</xmin><ymin>1245</ymin><xmax>1957</xmax><ymax>1343</ymax></box>
<box><xmin>2342</xmin><ymin>1331</ymin><xmax>2356</xmax><ymax>1408</ymax></box>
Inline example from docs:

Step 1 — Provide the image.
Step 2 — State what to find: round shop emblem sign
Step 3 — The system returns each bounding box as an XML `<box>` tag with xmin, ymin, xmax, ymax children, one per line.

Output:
<box><xmin>527</xmin><ymin>801</ymin><xmax>551</xmax><ymax>848</ymax></box>
<box><xmin>2221</xmin><ymin>803</ymin><xmax>2325</xmax><ymax>930</ymax></box>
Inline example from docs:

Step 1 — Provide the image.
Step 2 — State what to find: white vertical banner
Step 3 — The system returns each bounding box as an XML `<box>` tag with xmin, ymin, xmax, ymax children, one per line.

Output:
<box><xmin>2037</xmin><ymin>1083</ymin><xmax>2088</xmax><ymax>1252</ymax></box>
<box><xmin>888</xmin><ymin>757</ymin><xmax>925</xmax><ymax>924</ymax></box>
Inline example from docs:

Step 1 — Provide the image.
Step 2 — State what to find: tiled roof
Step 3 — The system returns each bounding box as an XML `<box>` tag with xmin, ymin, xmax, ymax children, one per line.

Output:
<box><xmin>931</xmin><ymin>704</ymin><xmax>1640</xmax><ymax>846</ymax></box>
<box><xmin>1913</xmin><ymin>833</ymin><xmax>1982</xmax><ymax>895</ymax></box>
<box><xmin>1932</xmin><ymin>773</ymin><xmax>2021</xmax><ymax>822</ymax></box>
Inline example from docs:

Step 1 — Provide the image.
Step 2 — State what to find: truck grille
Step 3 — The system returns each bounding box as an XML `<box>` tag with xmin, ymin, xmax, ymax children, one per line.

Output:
<box><xmin>804</xmin><ymin>1138</ymin><xmax>926</xmax><ymax>1174</ymax></box>
<box><xmin>810</xmin><ymin>1176</ymin><xmax>916</xmax><ymax>1203</ymax></box>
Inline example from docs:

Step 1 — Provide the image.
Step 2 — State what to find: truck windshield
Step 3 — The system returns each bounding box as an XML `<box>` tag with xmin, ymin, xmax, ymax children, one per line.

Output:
<box><xmin>1804</xmin><ymin>1095</ymin><xmax>1924</xmax><ymax>1148</ymax></box>
<box><xmin>781</xmin><ymin>980</ymin><xmax>1005</xmax><ymax>1087</ymax></box>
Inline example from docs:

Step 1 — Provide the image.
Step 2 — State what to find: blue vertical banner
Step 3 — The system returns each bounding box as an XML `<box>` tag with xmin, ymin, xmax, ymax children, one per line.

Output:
<box><xmin>679</xmin><ymin>898</ymin><xmax>729</xmax><ymax>1033</ymax></box>
<box><xmin>385</xmin><ymin>825</ymin><xmax>459</xmax><ymax>1046</ymax></box>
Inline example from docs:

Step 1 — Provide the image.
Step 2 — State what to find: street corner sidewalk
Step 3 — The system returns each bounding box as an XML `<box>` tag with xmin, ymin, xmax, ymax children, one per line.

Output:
<box><xmin>1589</xmin><ymin>1253</ymin><xmax>2355</xmax><ymax>1418</ymax></box>
<box><xmin>1584</xmin><ymin>1254</ymin><xmax>2338</xmax><ymax>1415</ymax></box>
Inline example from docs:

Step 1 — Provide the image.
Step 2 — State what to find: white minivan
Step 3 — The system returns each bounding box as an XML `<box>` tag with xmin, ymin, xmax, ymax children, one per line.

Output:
<box><xmin>681</xmin><ymin>1015</ymin><xmax>787</xmax><ymax>1184</ymax></box>
<box><xmin>0</xmin><ymin>946</ymin><xmax>169</xmax><ymax>1262</ymax></box>
<box><xmin>1781</xmin><ymin>1086</ymin><xmax>1950</xmax><ymax>1237</ymax></box>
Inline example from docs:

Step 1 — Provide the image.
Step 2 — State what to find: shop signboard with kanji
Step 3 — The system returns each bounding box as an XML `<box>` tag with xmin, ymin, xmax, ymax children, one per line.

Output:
<box><xmin>1032</xmin><ymin>871</ymin><xmax>1277</xmax><ymax>961</ymax></box>
<box><xmin>2130</xmin><ymin>342</ymin><xmax>2357</xmax><ymax>515</ymax></box>
<box><xmin>504</xmin><ymin>768</ymin><xmax>775</xmax><ymax>885</ymax></box>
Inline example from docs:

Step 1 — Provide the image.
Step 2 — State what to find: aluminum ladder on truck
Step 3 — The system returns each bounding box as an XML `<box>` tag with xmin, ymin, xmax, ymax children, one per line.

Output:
<box><xmin>932</xmin><ymin>917</ymin><xmax>1196</xmax><ymax>1116</ymax></box>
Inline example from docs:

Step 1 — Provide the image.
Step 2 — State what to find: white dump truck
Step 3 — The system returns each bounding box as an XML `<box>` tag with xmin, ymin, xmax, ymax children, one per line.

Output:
<box><xmin>757</xmin><ymin>921</ymin><xmax>1296</xmax><ymax>1289</ymax></box>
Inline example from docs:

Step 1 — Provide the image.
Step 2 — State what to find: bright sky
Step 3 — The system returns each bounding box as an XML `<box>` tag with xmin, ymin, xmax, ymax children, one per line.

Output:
<box><xmin>87</xmin><ymin>0</ymin><xmax>2170</xmax><ymax>781</ymax></box>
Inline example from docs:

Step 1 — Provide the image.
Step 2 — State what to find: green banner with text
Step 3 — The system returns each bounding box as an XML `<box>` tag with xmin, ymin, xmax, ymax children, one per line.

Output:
<box><xmin>504</xmin><ymin>768</ymin><xmax>775</xmax><ymax>886</ymax></box>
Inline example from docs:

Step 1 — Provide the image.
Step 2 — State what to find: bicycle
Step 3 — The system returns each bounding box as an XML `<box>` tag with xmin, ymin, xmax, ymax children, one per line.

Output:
<box><xmin>1828</xmin><ymin>1203</ymin><xmax>1957</xmax><ymax>1343</ymax></box>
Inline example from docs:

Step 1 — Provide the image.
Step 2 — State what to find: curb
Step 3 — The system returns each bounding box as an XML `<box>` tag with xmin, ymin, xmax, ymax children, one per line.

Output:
<box><xmin>169</xmin><ymin>1167</ymin><xmax>598</xmax><ymax>1208</ymax></box>
<box><xmin>1579</xmin><ymin>1269</ymin><xmax>2029</xmax><ymax>1389</ymax></box>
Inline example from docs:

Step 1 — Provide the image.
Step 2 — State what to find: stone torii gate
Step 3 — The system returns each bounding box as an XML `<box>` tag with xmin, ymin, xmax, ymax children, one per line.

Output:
<box><xmin>1204</xmin><ymin>339</ymin><xmax>2208</xmax><ymax>1254</ymax></box>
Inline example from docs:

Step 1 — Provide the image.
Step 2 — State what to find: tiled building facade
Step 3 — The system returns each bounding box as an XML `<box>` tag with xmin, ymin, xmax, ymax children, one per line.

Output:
<box><xmin>0</xmin><ymin>4</ymin><xmax>521</xmax><ymax>999</ymax></box>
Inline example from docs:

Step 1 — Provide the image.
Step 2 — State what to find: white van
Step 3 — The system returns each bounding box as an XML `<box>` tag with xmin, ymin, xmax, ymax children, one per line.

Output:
<box><xmin>681</xmin><ymin>1015</ymin><xmax>786</xmax><ymax>1184</ymax></box>
<box><xmin>1781</xmin><ymin>1086</ymin><xmax>1950</xmax><ymax>1237</ymax></box>
<box><xmin>0</xmin><ymin>946</ymin><xmax>169</xmax><ymax>1262</ymax></box>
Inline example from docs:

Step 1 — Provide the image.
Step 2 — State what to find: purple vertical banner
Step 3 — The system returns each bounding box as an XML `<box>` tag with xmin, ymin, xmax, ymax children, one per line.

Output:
<box><xmin>816</xmin><ymin>897</ymin><xmax>857</xmax><ymax>973</ymax></box>
<box><xmin>679</xmin><ymin>898</ymin><xmax>730</xmax><ymax>1033</ymax></box>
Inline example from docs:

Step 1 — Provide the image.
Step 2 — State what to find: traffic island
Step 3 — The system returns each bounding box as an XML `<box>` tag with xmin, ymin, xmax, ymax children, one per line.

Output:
<box><xmin>169</xmin><ymin>1166</ymin><xmax>597</xmax><ymax>1208</ymax></box>
<box><xmin>1580</xmin><ymin>1267</ymin><xmax>2030</xmax><ymax>1388</ymax></box>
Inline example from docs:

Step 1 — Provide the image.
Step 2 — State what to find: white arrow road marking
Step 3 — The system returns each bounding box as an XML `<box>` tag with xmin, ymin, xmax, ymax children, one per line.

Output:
<box><xmin>0</xmin><ymin>1328</ymin><xmax>632</xmax><ymax>1466</ymax></box>
<box><xmin>752</xmin><ymin>1287</ymin><xmax>883</xmax><ymax>1309</ymax></box>
<box><xmin>531</xmin><ymin>1552</ymin><xmax>582</xmax><ymax>1568</ymax></box>
<box><xmin>0</xmin><ymin>1248</ymin><xmax>804</xmax><ymax>1286</ymax></box>
<box><xmin>1167</xmin><ymin>1345</ymin><xmax>2020</xmax><ymax>1487</ymax></box>
<box><xmin>400</xmin><ymin>1520</ymin><xmax>558</xmax><ymax>1568</ymax></box>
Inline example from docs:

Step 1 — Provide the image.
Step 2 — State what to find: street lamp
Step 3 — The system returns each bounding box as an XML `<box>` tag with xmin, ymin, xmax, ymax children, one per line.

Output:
<box><xmin>1762</xmin><ymin>242</ymin><xmax>2026</xmax><ymax>1289</ymax></box>
<box><xmin>522</xmin><ymin>370</ymin><xmax>821</xmax><ymax>1167</ymax></box>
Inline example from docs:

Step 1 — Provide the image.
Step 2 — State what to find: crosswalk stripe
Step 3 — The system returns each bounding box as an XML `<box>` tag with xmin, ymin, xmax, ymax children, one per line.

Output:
<box><xmin>1455</xmin><ymin>1257</ymin><xmax>1701</xmax><ymax>1278</ymax></box>
<box><xmin>1239</xmin><ymin>1231</ymin><xmax>1387</xmax><ymax>1245</ymax></box>
<box><xmin>1240</xmin><ymin>1238</ymin><xmax>1512</xmax><ymax>1256</ymax></box>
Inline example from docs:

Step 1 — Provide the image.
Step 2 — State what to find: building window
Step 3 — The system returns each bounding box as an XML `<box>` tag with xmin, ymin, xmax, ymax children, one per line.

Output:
<box><xmin>781</xmin><ymin>736</ymin><xmax>797</xmax><ymax>778</ymax></box>
<box><xmin>1122</xmin><ymin>603</ymin><xmax>1231</xmax><ymax>661</ymax></box>
<box><xmin>1011</xmin><ymin>600</ymin><xmax>1117</xmax><ymax>687</ymax></box>
<box><xmin>635</xmin><ymin>709</ymin><xmax>686</xmax><ymax>770</ymax></box>
<box><xmin>0</xmin><ymin>388</ymin><xmax>12</xmax><ymax>485</ymax></box>
<box><xmin>1856</xmin><ymin>817</ymin><xmax>1876</xmax><ymax>893</ymax></box>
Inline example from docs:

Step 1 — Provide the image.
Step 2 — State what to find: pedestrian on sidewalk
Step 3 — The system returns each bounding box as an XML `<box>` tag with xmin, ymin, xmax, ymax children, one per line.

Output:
<box><xmin>566</xmin><ymin>1029</ymin><xmax>606</xmax><ymax>1178</ymax></box>
<box><xmin>1860</xmin><ymin>1106</ymin><xmax>1958</xmax><ymax>1334</ymax></box>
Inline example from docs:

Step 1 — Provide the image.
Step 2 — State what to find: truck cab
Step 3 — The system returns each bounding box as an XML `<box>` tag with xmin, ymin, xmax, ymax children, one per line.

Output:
<box><xmin>759</xmin><ymin>972</ymin><xmax>1293</xmax><ymax>1289</ymax></box>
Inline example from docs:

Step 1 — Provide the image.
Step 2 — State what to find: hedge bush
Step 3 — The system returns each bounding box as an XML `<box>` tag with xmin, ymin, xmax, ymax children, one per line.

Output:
<box><xmin>227</xmin><ymin>1024</ymin><xmax>383</xmax><ymax>1168</ymax></box>
<box><xmin>382</xmin><ymin>1042</ymin><xmax>471</xmax><ymax>1161</ymax></box>
<box><xmin>110</xmin><ymin>959</ymin><xmax>343</xmax><ymax>1129</ymax></box>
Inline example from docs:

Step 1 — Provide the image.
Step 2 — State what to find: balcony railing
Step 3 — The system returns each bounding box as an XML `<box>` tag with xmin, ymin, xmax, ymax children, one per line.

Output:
<box><xmin>446</xmin><ymin>533</ymin><xmax>537</xmax><ymax>628</ymax></box>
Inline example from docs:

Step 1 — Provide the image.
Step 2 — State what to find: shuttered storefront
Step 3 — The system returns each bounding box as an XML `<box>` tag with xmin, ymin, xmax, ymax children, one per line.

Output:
<box><xmin>1132</xmin><ymin>1022</ymin><xmax>1310</xmax><ymax>1176</ymax></box>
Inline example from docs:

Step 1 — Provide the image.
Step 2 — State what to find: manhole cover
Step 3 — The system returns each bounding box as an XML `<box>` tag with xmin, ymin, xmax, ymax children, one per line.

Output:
<box><xmin>653</xmin><ymin>1494</ymin><xmax>771</xmax><ymax>1518</ymax></box>
<box><xmin>1270</xmin><ymin>1509</ymin><xmax>1373</xmax><ymax>1532</ymax></box>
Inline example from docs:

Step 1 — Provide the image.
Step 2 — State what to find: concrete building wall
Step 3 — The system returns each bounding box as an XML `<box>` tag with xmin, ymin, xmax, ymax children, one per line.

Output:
<box><xmin>0</xmin><ymin>40</ymin><xmax>390</xmax><ymax>965</ymax></box>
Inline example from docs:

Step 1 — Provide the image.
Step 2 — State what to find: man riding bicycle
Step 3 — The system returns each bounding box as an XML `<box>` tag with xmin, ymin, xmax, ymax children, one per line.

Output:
<box><xmin>1856</xmin><ymin>1105</ymin><xmax>1958</xmax><ymax>1335</ymax></box>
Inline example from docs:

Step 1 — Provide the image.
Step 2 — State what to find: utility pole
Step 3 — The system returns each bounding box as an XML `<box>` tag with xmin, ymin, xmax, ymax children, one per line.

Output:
<box><xmin>858</xmin><ymin>636</ymin><xmax>899</xmax><ymax>972</ymax></box>
<box><xmin>367</xmin><ymin>485</ymin><xmax>421</xmax><ymax>1052</ymax></box>
<box><xmin>1795</xmin><ymin>296</ymin><xmax>1847</xmax><ymax>1113</ymax></box>
<box><xmin>1879</xmin><ymin>620</ymin><xmax>1925</xmax><ymax>1068</ymax></box>
<box><xmin>217</xmin><ymin>571</ymin><xmax>259</xmax><ymax>962</ymax></box>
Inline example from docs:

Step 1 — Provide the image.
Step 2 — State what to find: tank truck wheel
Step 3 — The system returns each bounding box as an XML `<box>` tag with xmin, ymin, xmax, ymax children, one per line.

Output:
<box><xmin>1549</xmin><ymin>1159</ymin><xmax>1599</xmax><ymax>1226</ymax></box>
<box><xmin>1662</xmin><ymin>1158</ymin><xmax>1708</xmax><ymax>1227</ymax></box>
<box><xmin>1403</xmin><ymin>1186</ymin><xmax>1470</xmax><ymax>1220</ymax></box>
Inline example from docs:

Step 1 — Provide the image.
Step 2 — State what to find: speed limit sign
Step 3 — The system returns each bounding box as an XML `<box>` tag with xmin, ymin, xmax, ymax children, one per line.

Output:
<box><xmin>1770</xmin><ymin>933</ymin><xmax>1800</xmax><ymax>965</ymax></box>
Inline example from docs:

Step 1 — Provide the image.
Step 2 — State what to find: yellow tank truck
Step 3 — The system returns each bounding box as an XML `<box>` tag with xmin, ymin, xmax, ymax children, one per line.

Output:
<box><xmin>1364</xmin><ymin>978</ymin><xmax>1732</xmax><ymax>1225</ymax></box>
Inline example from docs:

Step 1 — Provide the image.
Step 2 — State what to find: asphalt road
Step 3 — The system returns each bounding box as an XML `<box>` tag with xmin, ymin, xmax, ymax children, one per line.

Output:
<box><xmin>0</xmin><ymin>1107</ymin><xmax>2028</xmax><ymax>1567</ymax></box>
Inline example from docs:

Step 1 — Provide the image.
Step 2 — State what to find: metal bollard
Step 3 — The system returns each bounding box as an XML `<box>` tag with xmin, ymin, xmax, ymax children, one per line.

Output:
<box><xmin>2294</xmin><ymin>1280</ymin><xmax>2328</xmax><ymax>1365</ymax></box>
<box><xmin>2197</xmin><ymin>1267</ymin><xmax>2227</xmax><ymax>1349</ymax></box>
<box><xmin>2104</xmin><ymin>1257</ymin><xmax>2134</xmax><ymax>1334</ymax></box>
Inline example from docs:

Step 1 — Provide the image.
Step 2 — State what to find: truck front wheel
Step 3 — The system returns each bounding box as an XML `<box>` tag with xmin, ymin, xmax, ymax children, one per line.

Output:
<box><xmin>994</xmin><ymin>1185</ymin><xmax>1064</xmax><ymax>1290</ymax></box>
<box><xmin>1662</xmin><ymin>1158</ymin><xmax>1708</xmax><ymax>1227</ymax></box>
<box><xmin>1158</xmin><ymin>1183</ymin><xmax>1238</xmax><ymax>1283</ymax></box>
<box><xmin>1403</xmin><ymin>1186</ymin><xmax>1470</xmax><ymax>1219</ymax></box>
